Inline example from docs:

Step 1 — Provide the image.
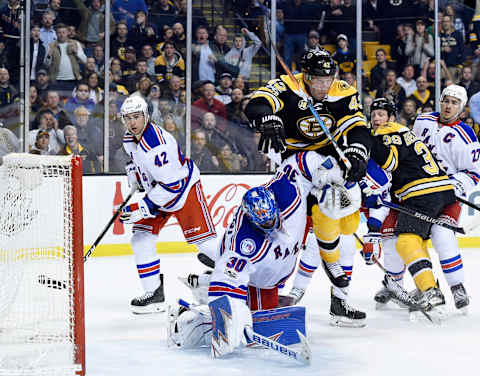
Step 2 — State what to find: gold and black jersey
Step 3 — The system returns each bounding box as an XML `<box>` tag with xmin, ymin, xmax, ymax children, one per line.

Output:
<box><xmin>371</xmin><ymin>122</ymin><xmax>454</xmax><ymax>202</ymax></box>
<box><xmin>245</xmin><ymin>73</ymin><xmax>367</xmax><ymax>153</ymax></box>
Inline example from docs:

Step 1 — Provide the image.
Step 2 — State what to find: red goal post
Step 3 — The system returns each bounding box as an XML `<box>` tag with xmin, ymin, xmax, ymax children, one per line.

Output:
<box><xmin>0</xmin><ymin>154</ymin><xmax>85</xmax><ymax>376</ymax></box>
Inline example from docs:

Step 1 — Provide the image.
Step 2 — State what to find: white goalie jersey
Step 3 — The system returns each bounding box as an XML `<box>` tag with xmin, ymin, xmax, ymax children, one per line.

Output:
<box><xmin>123</xmin><ymin>122</ymin><xmax>200</xmax><ymax>212</ymax></box>
<box><xmin>413</xmin><ymin>112</ymin><xmax>480</xmax><ymax>195</ymax></box>
<box><xmin>208</xmin><ymin>151</ymin><xmax>348</xmax><ymax>302</ymax></box>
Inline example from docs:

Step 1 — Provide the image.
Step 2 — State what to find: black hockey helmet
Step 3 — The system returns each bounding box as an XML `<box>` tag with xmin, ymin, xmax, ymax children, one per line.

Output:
<box><xmin>300</xmin><ymin>48</ymin><xmax>337</xmax><ymax>77</ymax></box>
<box><xmin>371</xmin><ymin>97</ymin><xmax>396</xmax><ymax>117</ymax></box>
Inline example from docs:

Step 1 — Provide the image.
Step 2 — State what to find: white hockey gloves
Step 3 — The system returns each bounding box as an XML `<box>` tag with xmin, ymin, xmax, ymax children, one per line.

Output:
<box><xmin>209</xmin><ymin>295</ymin><xmax>252</xmax><ymax>358</ymax></box>
<box><xmin>313</xmin><ymin>182</ymin><xmax>362</xmax><ymax>219</ymax></box>
<box><xmin>311</xmin><ymin>156</ymin><xmax>345</xmax><ymax>188</ymax></box>
<box><xmin>361</xmin><ymin>232</ymin><xmax>382</xmax><ymax>265</ymax></box>
<box><xmin>125</xmin><ymin>161</ymin><xmax>145</xmax><ymax>193</ymax></box>
<box><xmin>167</xmin><ymin>303</ymin><xmax>212</xmax><ymax>348</ymax></box>
<box><xmin>120</xmin><ymin>197</ymin><xmax>157</xmax><ymax>224</ymax></box>
<box><xmin>449</xmin><ymin>176</ymin><xmax>466</xmax><ymax>198</ymax></box>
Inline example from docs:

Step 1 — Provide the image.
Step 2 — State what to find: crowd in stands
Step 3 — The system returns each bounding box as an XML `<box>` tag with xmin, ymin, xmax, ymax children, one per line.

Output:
<box><xmin>0</xmin><ymin>0</ymin><xmax>480</xmax><ymax>173</ymax></box>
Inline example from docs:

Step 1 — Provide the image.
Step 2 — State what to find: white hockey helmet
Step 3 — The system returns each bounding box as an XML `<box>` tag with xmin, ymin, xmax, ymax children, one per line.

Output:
<box><xmin>440</xmin><ymin>84</ymin><xmax>468</xmax><ymax>110</ymax></box>
<box><xmin>120</xmin><ymin>95</ymin><xmax>149</xmax><ymax>126</ymax></box>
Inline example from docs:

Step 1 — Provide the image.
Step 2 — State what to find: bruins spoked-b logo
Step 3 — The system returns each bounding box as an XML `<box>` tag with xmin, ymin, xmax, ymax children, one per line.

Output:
<box><xmin>297</xmin><ymin>114</ymin><xmax>334</xmax><ymax>139</ymax></box>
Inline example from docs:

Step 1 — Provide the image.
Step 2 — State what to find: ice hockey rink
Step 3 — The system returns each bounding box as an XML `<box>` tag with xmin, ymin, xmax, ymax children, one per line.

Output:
<box><xmin>85</xmin><ymin>248</ymin><xmax>480</xmax><ymax>376</ymax></box>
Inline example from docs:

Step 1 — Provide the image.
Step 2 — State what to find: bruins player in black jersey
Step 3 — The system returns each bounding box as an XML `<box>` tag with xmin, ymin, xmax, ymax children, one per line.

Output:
<box><xmin>369</xmin><ymin>98</ymin><xmax>456</xmax><ymax>315</ymax></box>
<box><xmin>245</xmin><ymin>48</ymin><xmax>370</xmax><ymax>326</ymax></box>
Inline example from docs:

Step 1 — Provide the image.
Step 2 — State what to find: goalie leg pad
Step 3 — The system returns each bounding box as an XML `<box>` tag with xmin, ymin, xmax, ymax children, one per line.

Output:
<box><xmin>209</xmin><ymin>296</ymin><xmax>252</xmax><ymax>358</ymax></box>
<box><xmin>250</xmin><ymin>306</ymin><xmax>306</xmax><ymax>346</ymax></box>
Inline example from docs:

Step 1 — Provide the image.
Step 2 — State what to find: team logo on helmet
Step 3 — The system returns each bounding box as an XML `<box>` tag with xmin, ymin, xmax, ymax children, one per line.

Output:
<box><xmin>297</xmin><ymin>114</ymin><xmax>334</xmax><ymax>139</ymax></box>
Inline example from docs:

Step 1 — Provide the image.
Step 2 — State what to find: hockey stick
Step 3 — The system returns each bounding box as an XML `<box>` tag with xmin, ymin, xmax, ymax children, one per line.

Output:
<box><xmin>353</xmin><ymin>233</ymin><xmax>433</xmax><ymax>323</ymax></box>
<box><xmin>178</xmin><ymin>299</ymin><xmax>311</xmax><ymax>365</ymax></box>
<box><xmin>456</xmin><ymin>195</ymin><xmax>480</xmax><ymax>213</ymax></box>
<box><xmin>38</xmin><ymin>186</ymin><xmax>136</xmax><ymax>289</ymax></box>
<box><xmin>379</xmin><ymin>199</ymin><xmax>465</xmax><ymax>234</ymax></box>
<box><xmin>263</xmin><ymin>21</ymin><xmax>352</xmax><ymax>171</ymax></box>
<box><xmin>83</xmin><ymin>186</ymin><xmax>136</xmax><ymax>262</ymax></box>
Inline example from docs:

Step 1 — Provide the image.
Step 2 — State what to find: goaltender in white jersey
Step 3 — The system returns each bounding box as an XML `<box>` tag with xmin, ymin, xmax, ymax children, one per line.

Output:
<box><xmin>168</xmin><ymin>151</ymin><xmax>360</xmax><ymax>357</ymax></box>
<box><xmin>411</xmin><ymin>84</ymin><xmax>479</xmax><ymax>310</ymax></box>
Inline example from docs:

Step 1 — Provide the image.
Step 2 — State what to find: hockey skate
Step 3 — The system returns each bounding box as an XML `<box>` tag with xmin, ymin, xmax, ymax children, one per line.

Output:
<box><xmin>409</xmin><ymin>287</ymin><xmax>446</xmax><ymax>324</ymax></box>
<box><xmin>330</xmin><ymin>288</ymin><xmax>366</xmax><ymax>328</ymax></box>
<box><xmin>374</xmin><ymin>285</ymin><xmax>391</xmax><ymax>310</ymax></box>
<box><xmin>285</xmin><ymin>287</ymin><xmax>306</xmax><ymax>305</ymax></box>
<box><xmin>131</xmin><ymin>274</ymin><xmax>165</xmax><ymax>314</ymax></box>
<box><xmin>451</xmin><ymin>283</ymin><xmax>469</xmax><ymax>313</ymax></box>
<box><xmin>322</xmin><ymin>260</ymin><xmax>349</xmax><ymax>288</ymax></box>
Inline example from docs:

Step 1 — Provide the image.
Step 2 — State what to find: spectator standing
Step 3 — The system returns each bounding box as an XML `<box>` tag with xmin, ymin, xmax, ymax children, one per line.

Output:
<box><xmin>405</xmin><ymin>19</ymin><xmax>434</xmax><ymax>74</ymax></box>
<box><xmin>370</xmin><ymin>48</ymin><xmax>396</xmax><ymax>90</ymax></box>
<box><xmin>192</xmin><ymin>26</ymin><xmax>216</xmax><ymax>83</ymax></box>
<box><xmin>39</xmin><ymin>10</ymin><xmax>57</xmax><ymax>50</ymax></box>
<box><xmin>34</xmin><ymin>69</ymin><xmax>52</xmax><ymax>99</ymax></box>
<box><xmin>0</xmin><ymin>68</ymin><xmax>18</xmax><ymax>108</ymax></box>
<box><xmin>111</xmin><ymin>21</ymin><xmax>129</xmax><ymax>61</ymax></box>
<box><xmin>396</xmin><ymin>64</ymin><xmax>417</xmax><ymax>97</ymax></box>
<box><xmin>150</xmin><ymin>0</ymin><xmax>176</xmax><ymax>32</ymax></box>
<box><xmin>224</xmin><ymin>27</ymin><xmax>261</xmax><ymax>80</ymax></box>
<box><xmin>65</xmin><ymin>81</ymin><xmax>97</xmax><ymax>116</ymax></box>
<box><xmin>128</xmin><ymin>10</ymin><xmax>157</xmax><ymax>51</ymax></box>
<box><xmin>73</xmin><ymin>0</ymin><xmax>115</xmax><ymax>56</ymax></box>
<box><xmin>280</xmin><ymin>0</ymin><xmax>315</xmax><ymax>70</ymax></box>
<box><xmin>30</xmin><ymin>24</ymin><xmax>47</xmax><ymax>82</ymax></box>
<box><xmin>444</xmin><ymin>4</ymin><xmax>465</xmax><ymax>41</ymax></box>
<box><xmin>154</xmin><ymin>41</ymin><xmax>185</xmax><ymax>85</ymax></box>
<box><xmin>45</xmin><ymin>23</ymin><xmax>87</xmax><ymax>92</ymax></box>
<box><xmin>391</xmin><ymin>24</ymin><xmax>408</xmax><ymax>75</ymax></box>
<box><xmin>192</xmin><ymin>82</ymin><xmax>227</xmax><ymax>131</ymax></box>
<box><xmin>439</xmin><ymin>15</ymin><xmax>465</xmax><ymax>83</ymax></box>
<box><xmin>111</xmin><ymin>0</ymin><xmax>147</xmax><ymax>29</ymax></box>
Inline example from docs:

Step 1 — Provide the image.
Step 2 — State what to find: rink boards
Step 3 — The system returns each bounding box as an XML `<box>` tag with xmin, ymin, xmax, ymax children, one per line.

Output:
<box><xmin>83</xmin><ymin>175</ymin><xmax>480</xmax><ymax>257</ymax></box>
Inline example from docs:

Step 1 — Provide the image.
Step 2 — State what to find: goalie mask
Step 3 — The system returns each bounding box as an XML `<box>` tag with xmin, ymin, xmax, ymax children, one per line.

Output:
<box><xmin>241</xmin><ymin>186</ymin><xmax>280</xmax><ymax>234</ymax></box>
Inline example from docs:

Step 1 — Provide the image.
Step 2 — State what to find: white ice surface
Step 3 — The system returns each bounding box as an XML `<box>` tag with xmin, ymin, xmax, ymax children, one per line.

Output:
<box><xmin>85</xmin><ymin>249</ymin><xmax>479</xmax><ymax>376</ymax></box>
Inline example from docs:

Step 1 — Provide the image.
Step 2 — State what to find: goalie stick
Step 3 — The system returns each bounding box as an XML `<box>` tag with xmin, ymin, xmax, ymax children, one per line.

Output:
<box><xmin>379</xmin><ymin>199</ymin><xmax>465</xmax><ymax>234</ymax></box>
<box><xmin>178</xmin><ymin>299</ymin><xmax>311</xmax><ymax>365</ymax></box>
<box><xmin>353</xmin><ymin>233</ymin><xmax>432</xmax><ymax>323</ymax></box>
<box><xmin>262</xmin><ymin>20</ymin><xmax>352</xmax><ymax>172</ymax></box>
<box><xmin>39</xmin><ymin>186</ymin><xmax>136</xmax><ymax>289</ymax></box>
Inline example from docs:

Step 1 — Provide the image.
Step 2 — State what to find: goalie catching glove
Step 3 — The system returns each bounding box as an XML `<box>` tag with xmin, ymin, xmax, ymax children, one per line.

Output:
<box><xmin>254</xmin><ymin>114</ymin><xmax>287</xmax><ymax>153</ymax></box>
<box><xmin>125</xmin><ymin>161</ymin><xmax>145</xmax><ymax>193</ymax></box>
<box><xmin>120</xmin><ymin>196</ymin><xmax>158</xmax><ymax>224</ymax></box>
<box><xmin>361</xmin><ymin>232</ymin><xmax>382</xmax><ymax>265</ymax></box>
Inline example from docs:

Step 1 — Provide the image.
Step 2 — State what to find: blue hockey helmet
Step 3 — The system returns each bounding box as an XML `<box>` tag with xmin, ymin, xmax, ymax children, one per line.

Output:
<box><xmin>241</xmin><ymin>186</ymin><xmax>280</xmax><ymax>234</ymax></box>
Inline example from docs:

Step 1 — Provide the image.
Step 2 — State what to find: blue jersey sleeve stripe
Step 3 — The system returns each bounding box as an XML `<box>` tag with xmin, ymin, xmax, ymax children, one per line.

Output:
<box><xmin>440</xmin><ymin>254</ymin><xmax>461</xmax><ymax>264</ymax></box>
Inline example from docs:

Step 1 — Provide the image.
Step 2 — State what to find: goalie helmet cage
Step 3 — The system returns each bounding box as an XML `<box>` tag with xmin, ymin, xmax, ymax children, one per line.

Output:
<box><xmin>0</xmin><ymin>154</ymin><xmax>85</xmax><ymax>376</ymax></box>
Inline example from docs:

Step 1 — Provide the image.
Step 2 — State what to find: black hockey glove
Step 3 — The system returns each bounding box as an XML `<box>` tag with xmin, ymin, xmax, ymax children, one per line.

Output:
<box><xmin>341</xmin><ymin>144</ymin><xmax>369</xmax><ymax>182</ymax></box>
<box><xmin>254</xmin><ymin>114</ymin><xmax>287</xmax><ymax>154</ymax></box>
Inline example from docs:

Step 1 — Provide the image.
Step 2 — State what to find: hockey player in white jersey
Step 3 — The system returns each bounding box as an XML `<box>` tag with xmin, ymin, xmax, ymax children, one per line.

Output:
<box><xmin>168</xmin><ymin>151</ymin><xmax>361</xmax><ymax>356</ymax></box>
<box><xmin>119</xmin><ymin>96</ymin><xmax>218</xmax><ymax>314</ymax></box>
<box><xmin>411</xmin><ymin>84</ymin><xmax>477</xmax><ymax>310</ymax></box>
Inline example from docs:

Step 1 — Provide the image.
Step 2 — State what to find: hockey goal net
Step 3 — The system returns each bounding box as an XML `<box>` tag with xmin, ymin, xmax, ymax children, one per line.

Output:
<box><xmin>0</xmin><ymin>154</ymin><xmax>85</xmax><ymax>376</ymax></box>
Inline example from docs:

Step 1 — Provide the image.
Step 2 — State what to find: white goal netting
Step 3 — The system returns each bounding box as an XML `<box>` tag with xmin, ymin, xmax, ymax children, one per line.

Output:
<box><xmin>0</xmin><ymin>154</ymin><xmax>84</xmax><ymax>376</ymax></box>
